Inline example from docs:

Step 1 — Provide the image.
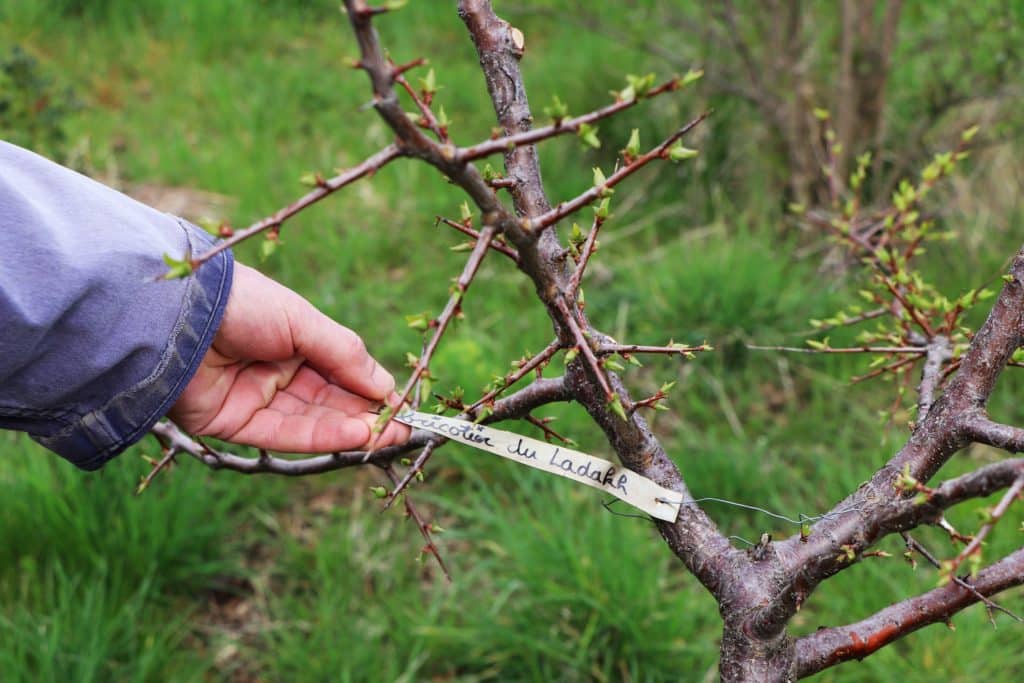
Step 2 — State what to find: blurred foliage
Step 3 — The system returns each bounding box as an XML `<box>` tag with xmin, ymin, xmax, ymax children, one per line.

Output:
<box><xmin>0</xmin><ymin>46</ymin><xmax>79</xmax><ymax>158</ymax></box>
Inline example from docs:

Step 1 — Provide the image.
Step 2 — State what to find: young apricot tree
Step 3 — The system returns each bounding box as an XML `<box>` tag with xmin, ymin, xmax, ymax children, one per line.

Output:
<box><xmin>147</xmin><ymin>2</ymin><xmax>1023</xmax><ymax>680</ymax></box>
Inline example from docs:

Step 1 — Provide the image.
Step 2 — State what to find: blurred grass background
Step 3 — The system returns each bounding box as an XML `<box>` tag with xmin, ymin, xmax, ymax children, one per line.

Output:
<box><xmin>1</xmin><ymin>0</ymin><xmax>1022</xmax><ymax>680</ymax></box>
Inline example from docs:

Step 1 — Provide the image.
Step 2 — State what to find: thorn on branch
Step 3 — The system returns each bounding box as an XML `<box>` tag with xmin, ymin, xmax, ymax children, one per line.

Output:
<box><xmin>136</xmin><ymin>445</ymin><xmax>180</xmax><ymax>495</ymax></box>
<box><xmin>382</xmin><ymin>464</ymin><xmax>451</xmax><ymax>581</ymax></box>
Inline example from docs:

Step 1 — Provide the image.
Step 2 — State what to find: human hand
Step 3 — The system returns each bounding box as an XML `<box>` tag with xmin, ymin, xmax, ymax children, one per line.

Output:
<box><xmin>169</xmin><ymin>263</ymin><xmax>410</xmax><ymax>452</ymax></box>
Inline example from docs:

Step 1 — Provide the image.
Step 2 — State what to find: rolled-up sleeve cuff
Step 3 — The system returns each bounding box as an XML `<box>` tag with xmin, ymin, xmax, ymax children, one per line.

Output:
<box><xmin>37</xmin><ymin>223</ymin><xmax>233</xmax><ymax>470</ymax></box>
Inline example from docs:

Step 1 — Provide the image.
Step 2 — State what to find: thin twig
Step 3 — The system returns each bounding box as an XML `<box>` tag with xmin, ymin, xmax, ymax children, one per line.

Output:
<box><xmin>465</xmin><ymin>339</ymin><xmax>561</xmax><ymax>414</ymax></box>
<box><xmin>370</xmin><ymin>225</ymin><xmax>498</xmax><ymax>452</ymax></box>
<box><xmin>382</xmin><ymin>464</ymin><xmax>451</xmax><ymax>581</ymax></box>
<box><xmin>529</xmin><ymin>112</ymin><xmax>709</xmax><ymax>231</ymax></box>
<box><xmin>135</xmin><ymin>445</ymin><xmax>180</xmax><ymax>495</ymax></box>
<box><xmin>947</xmin><ymin>475</ymin><xmax>1024</xmax><ymax>576</ymax></box>
<box><xmin>566</xmin><ymin>213</ymin><xmax>604</xmax><ymax>294</ymax></box>
<box><xmin>435</xmin><ymin>215</ymin><xmax>519</xmax><ymax>261</ymax></box>
<box><xmin>555</xmin><ymin>296</ymin><xmax>613</xmax><ymax>399</ymax></box>
<box><xmin>599</xmin><ymin>342</ymin><xmax>712</xmax><ymax>356</ymax></box>
<box><xmin>456</xmin><ymin>78</ymin><xmax>686</xmax><ymax>163</ymax></box>
<box><xmin>747</xmin><ymin>344</ymin><xmax>926</xmax><ymax>355</ymax></box>
<box><xmin>191</xmin><ymin>144</ymin><xmax>403</xmax><ymax>267</ymax></box>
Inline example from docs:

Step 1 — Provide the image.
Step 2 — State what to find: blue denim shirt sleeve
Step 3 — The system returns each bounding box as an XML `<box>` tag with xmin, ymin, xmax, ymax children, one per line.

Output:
<box><xmin>0</xmin><ymin>141</ymin><xmax>233</xmax><ymax>470</ymax></box>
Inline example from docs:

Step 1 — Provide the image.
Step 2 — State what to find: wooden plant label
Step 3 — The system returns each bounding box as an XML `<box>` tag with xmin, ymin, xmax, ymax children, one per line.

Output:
<box><xmin>395</xmin><ymin>411</ymin><xmax>683</xmax><ymax>521</ymax></box>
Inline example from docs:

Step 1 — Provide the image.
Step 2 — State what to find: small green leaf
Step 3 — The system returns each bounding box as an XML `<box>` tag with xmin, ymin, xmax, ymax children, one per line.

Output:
<box><xmin>604</xmin><ymin>357</ymin><xmax>625</xmax><ymax>372</ymax></box>
<box><xmin>563</xmin><ymin>347</ymin><xmax>579</xmax><ymax>365</ymax></box>
<box><xmin>299</xmin><ymin>171</ymin><xmax>322</xmax><ymax>188</ymax></box>
<box><xmin>813</xmin><ymin>107</ymin><xmax>831</xmax><ymax>121</ymax></box>
<box><xmin>668</xmin><ymin>142</ymin><xmax>698</xmax><ymax>161</ymax></box>
<box><xmin>369</xmin><ymin>486</ymin><xmax>389</xmax><ymax>499</ymax></box>
<box><xmin>161</xmin><ymin>252</ymin><xmax>193</xmax><ymax>280</ymax></box>
<box><xmin>459</xmin><ymin>201</ymin><xmax>472</xmax><ymax>222</ymax></box>
<box><xmin>680</xmin><ymin>68</ymin><xmax>703</xmax><ymax>86</ymax></box>
<box><xmin>436</xmin><ymin>105</ymin><xmax>450</xmax><ymax>128</ymax></box>
<box><xmin>608</xmin><ymin>393</ymin><xmax>628</xmax><ymax>421</ymax></box>
<box><xmin>543</xmin><ymin>94</ymin><xmax>569</xmax><ymax>122</ymax></box>
<box><xmin>625</xmin><ymin>72</ymin><xmax>656</xmax><ymax>97</ymax></box>
<box><xmin>961</xmin><ymin>125</ymin><xmax>980</xmax><ymax>142</ymax></box>
<box><xmin>259</xmin><ymin>237</ymin><xmax>280</xmax><ymax>262</ymax></box>
<box><xmin>578</xmin><ymin>122</ymin><xmax>601</xmax><ymax>149</ymax></box>
<box><xmin>405</xmin><ymin>312</ymin><xmax>430</xmax><ymax>332</ymax></box>
<box><xmin>419</xmin><ymin>68</ymin><xmax>437</xmax><ymax>95</ymax></box>
<box><xmin>624</xmin><ymin>128</ymin><xmax>640</xmax><ymax>157</ymax></box>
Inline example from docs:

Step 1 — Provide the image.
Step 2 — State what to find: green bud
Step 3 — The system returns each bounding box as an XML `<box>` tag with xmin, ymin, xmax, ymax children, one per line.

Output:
<box><xmin>419</xmin><ymin>68</ymin><xmax>437</xmax><ymax>95</ymax></box>
<box><xmin>259</xmin><ymin>237</ymin><xmax>279</xmax><ymax>262</ymax></box>
<box><xmin>668</xmin><ymin>141</ymin><xmax>698</xmax><ymax>161</ymax></box>
<box><xmin>405</xmin><ymin>312</ymin><xmax>430</xmax><ymax>332</ymax></box>
<box><xmin>608</xmin><ymin>393</ymin><xmax>628</xmax><ymax>421</ymax></box>
<box><xmin>624</xmin><ymin>128</ymin><xmax>640</xmax><ymax>157</ymax></box>
<box><xmin>680</xmin><ymin>68</ymin><xmax>703</xmax><ymax>86</ymax></box>
<box><xmin>578</xmin><ymin>122</ymin><xmax>601</xmax><ymax>149</ymax></box>
<box><xmin>543</xmin><ymin>94</ymin><xmax>569</xmax><ymax>122</ymax></box>
<box><xmin>369</xmin><ymin>486</ymin><xmax>389</xmax><ymax>499</ymax></box>
<box><xmin>299</xmin><ymin>171</ymin><xmax>322</xmax><ymax>188</ymax></box>
<box><xmin>161</xmin><ymin>252</ymin><xmax>193</xmax><ymax>280</ymax></box>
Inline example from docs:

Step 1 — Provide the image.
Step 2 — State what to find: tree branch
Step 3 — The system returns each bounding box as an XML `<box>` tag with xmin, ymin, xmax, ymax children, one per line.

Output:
<box><xmin>765</xmin><ymin>246</ymin><xmax>1024</xmax><ymax>631</ymax></box>
<box><xmin>916</xmin><ymin>336</ymin><xmax>952</xmax><ymax>420</ymax></box>
<box><xmin>191</xmin><ymin>144</ymin><xmax>403</xmax><ymax>267</ymax></box>
<box><xmin>458</xmin><ymin>0</ymin><xmax>740</xmax><ymax>601</ymax></box>
<box><xmin>795</xmin><ymin>548</ymin><xmax>1024</xmax><ymax>678</ymax></box>
<box><xmin>529</xmin><ymin>112</ymin><xmax>709</xmax><ymax>231</ymax></box>
<box><xmin>963</xmin><ymin>413</ymin><xmax>1024</xmax><ymax>453</ymax></box>
<box><xmin>884</xmin><ymin>458</ymin><xmax>1024</xmax><ymax>531</ymax></box>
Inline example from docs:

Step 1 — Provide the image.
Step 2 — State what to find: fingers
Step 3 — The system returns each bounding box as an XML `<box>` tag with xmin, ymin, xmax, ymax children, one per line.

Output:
<box><xmin>226</xmin><ymin>404</ymin><xmax>409</xmax><ymax>453</ymax></box>
<box><xmin>217</xmin><ymin>264</ymin><xmax>397</xmax><ymax>402</ymax></box>
<box><xmin>200</xmin><ymin>363</ymin><xmax>410</xmax><ymax>452</ymax></box>
<box><xmin>288</xmin><ymin>303</ymin><xmax>396</xmax><ymax>402</ymax></box>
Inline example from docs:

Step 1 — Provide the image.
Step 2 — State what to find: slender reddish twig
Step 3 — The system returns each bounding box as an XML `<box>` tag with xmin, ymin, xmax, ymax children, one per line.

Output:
<box><xmin>600</xmin><ymin>342</ymin><xmax>713</xmax><ymax>355</ymax></box>
<box><xmin>382</xmin><ymin>440</ymin><xmax>439</xmax><ymax>511</ymax></box>
<box><xmin>566</xmin><ymin>213</ymin><xmax>604</xmax><ymax>294</ymax></box>
<box><xmin>850</xmin><ymin>354</ymin><xmax>920</xmax><ymax>384</ymax></box>
<box><xmin>466</xmin><ymin>339</ymin><xmax>561</xmax><ymax>414</ymax></box>
<box><xmin>382</xmin><ymin>463</ymin><xmax>451</xmax><ymax>581</ymax></box>
<box><xmin>555</xmin><ymin>296</ymin><xmax>613</xmax><ymax>399</ymax></box>
<box><xmin>530</xmin><ymin>112</ymin><xmax>709</xmax><ymax>231</ymax></box>
<box><xmin>435</xmin><ymin>215</ymin><xmax>519</xmax><ymax>261</ymax></box>
<box><xmin>191</xmin><ymin>144</ymin><xmax>403</xmax><ymax>267</ymax></box>
<box><xmin>525</xmin><ymin>414</ymin><xmax>572</xmax><ymax>443</ymax></box>
<box><xmin>394</xmin><ymin>72</ymin><xmax>449</xmax><ymax>142</ymax></box>
<box><xmin>456</xmin><ymin>78</ymin><xmax>685</xmax><ymax>163</ymax></box>
<box><xmin>369</xmin><ymin>225</ymin><xmax>499</xmax><ymax>452</ymax></box>
<box><xmin>135</xmin><ymin>445</ymin><xmax>180</xmax><ymax>495</ymax></box>
<box><xmin>947</xmin><ymin>475</ymin><xmax>1024</xmax><ymax>576</ymax></box>
<box><xmin>747</xmin><ymin>344</ymin><xmax>926</xmax><ymax>355</ymax></box>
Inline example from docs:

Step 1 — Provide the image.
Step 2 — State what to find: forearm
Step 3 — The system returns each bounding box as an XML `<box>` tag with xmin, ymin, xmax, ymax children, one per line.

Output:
<box><xmin>0</xmin><ymin>141</ymin><xmax>232</xmax><ymax>469</ymax></box>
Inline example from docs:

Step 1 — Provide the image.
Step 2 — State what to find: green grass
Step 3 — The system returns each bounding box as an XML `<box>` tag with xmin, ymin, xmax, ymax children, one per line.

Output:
<box><xmin>1</xmin><ymin>1</ymin><xmax>1022</xmax><ymax>680</ymax></box>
